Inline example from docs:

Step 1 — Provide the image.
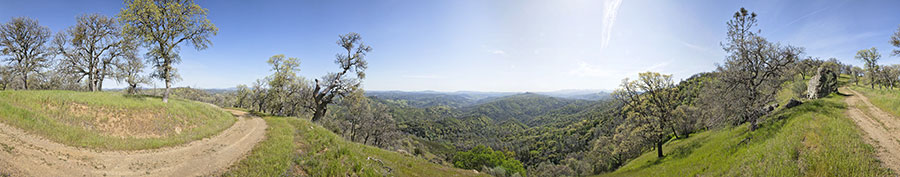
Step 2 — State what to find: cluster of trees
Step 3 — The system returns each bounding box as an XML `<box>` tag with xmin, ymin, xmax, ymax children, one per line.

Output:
<box><xmin>324</xmin><ymin>90</ymin><xmax>402</xmax><ymax>148</ymax></box>
<box><xmin>854</xmin><ymin>47</ymin><xmax>900</xmax><ymax>89</ymax></box>
<box><xmin>228</xmin><ymin>33</ymin><xmax>405</xmax><ymax>149</ymax></box>
<box><xmin>232</xmin><ymin>33</ymin><xmax>369</xmax><ymax>121</ymax></box>
<box><xmin>451</xmin><ymin>145</ymin><xmax>526</xmax><ymax>177</ymax></box>
<box><xmin>0</xmin><ymin>0</ymin><xmax>216</xmax><ymax>98</ymax></box>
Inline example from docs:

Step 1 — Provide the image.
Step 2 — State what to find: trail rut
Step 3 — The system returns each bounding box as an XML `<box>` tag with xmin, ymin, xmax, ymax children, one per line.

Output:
<box><xmin>0</xmin><ymin>109</ymin><xmax>266</xmax><ymax>177</ymax></box>
<box><xmin>843</xmin><ymin>87</ymin><xmax>900</xmax><ymax>173</ymax></box>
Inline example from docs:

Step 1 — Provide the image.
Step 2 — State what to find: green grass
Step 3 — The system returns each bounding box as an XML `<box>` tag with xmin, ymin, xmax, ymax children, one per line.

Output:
<box><xmin>225</xmin><ymin>116</ymin><xmax>488</xmax><ymax>177</ymax></box>
<box><xmin>0</xmin><ymin>90</ymin><xmax>236</xmax><ymax>150</ymax></box>
<box><xmin>851</xmin><ymin>86</ymin><xmax>900</xmax><ymax>118</ymax></box>
<box><xmin>597</xmin><ymin>93</ymin><xmax>892</xmax><ymax>176</ymax></box>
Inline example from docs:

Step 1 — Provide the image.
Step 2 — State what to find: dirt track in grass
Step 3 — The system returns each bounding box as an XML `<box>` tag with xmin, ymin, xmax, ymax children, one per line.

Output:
<box><xmin>843</xmin><ymin>87</ymin><xmax>900</xmax><ymax>173</ymax></box>
<box><xmin>0</xmin><ymin>109</ymin><xmax>266</xmax><ymax>177</ymax></box>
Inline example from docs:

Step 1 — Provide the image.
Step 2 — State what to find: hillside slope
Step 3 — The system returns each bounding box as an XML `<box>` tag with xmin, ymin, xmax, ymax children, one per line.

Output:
<box><xmin>0</xmin><ymin>90</ymin><xmax>236</xmax><ymax>150</ymax></box>
<box><xmin>597</xmin><ymin>92</ymin><xmax>892</xmax><ymax>176</ymax></box>
<box><xmin>0</xmin><ymin>109</ymin><xmax>265</xmax><ymax>176</ymax></box>
<box><xmin>225</xmin><ymin>115</ymin><xmax>488</xmax><ymax>177</ymax></box>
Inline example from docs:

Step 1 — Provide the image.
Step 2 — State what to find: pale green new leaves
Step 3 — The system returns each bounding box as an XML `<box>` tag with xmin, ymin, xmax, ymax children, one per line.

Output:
<box><xmin>118</xmin><ymin>0</ymin><xmax>218</xmax><ymax>102</ymax></box>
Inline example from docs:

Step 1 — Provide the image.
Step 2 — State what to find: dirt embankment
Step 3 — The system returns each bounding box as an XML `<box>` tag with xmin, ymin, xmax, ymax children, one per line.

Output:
<box><xmin>0</xmin><ymin>109</ymin><xmax>266</xmax><ymax>177</ymax></box>
<box><xmin>843</xmin><ymin>87</ymin><xmax>900</xmax><ymax>173</ymax></box>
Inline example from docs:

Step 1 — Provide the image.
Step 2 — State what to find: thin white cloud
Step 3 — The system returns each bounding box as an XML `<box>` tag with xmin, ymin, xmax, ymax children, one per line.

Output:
<box><xmin>601</xmin><ymin>0</ymin><xmax>623</xmax><ymax>49</ymax></box>
<box><xmin>491</xmin><ymin>50</ymin><xmax>507</xmax><ymax>55</ymax></box>
<box><xmin>402</xmin><ymin>74</ymin><xmax>441</xmax><ymax>79</ymax></box>
<box><xmin>569</xmin><ymin>61</ymin><xmax>613</xmax><ymax>77</ymax></box>
<box><xmin>644</xmin><ymin>62</ymin><xmax>669</xmax><ymax>72</ymax></box>
<box><xmin>681</xmin><ymin>41</ymin><xmax>709</xmax><ymax>52</ymax></box>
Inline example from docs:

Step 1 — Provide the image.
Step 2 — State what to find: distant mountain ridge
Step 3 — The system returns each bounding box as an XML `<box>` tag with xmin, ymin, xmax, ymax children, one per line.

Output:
<box><xmin>366</xmin><ymin>89</ymin><xmax>610</xmax><ymax>108</ymax></box>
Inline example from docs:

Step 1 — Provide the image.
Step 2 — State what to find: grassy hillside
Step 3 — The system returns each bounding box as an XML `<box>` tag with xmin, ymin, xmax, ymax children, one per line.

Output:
<box><xmin>0</xmin><ymin>90</ymin><xmax>236</xmax><ymax>150</ymax></box>
<box><xmin>225</xmin><ymin>115</ymin><xmax>488</xmax><ymax>177</ymax></box>
<box><xmin>852</xmin><ymin>86</ymin><xmax>900</xmax><ymax>117</ymax></box>
<box><xmin>596</xmin><ymin>93</ymin><xmax>892</xmax><ymax>176</ymax></box>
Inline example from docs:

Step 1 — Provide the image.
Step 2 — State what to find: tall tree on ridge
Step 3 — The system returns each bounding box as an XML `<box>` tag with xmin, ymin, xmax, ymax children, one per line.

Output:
<box><xmin>310</xmin><ymin>32</ymin><xmax>371</xmax><ymax>122</ymax></box>
<box><xmin>0</xmin><ymin>17</ymin><xmax>53</xmax><ymax>90</ymax></box>
<box><xmin>613</xmin><ymin>72</ymin><xmax>681</xmax><ymax>158</ymax></box>
<box><xmin>54</xmin><ymin>14</ymin><xmax>137</xmax><ymax>91</ymax></box>
<box><xmin>717</xmin><ymin>8</ymin><xmax>800</xmax><ymax>131</ymax></box>
<box><xmin>855</xmin><ymin>47</ymin><xmax>881</xmax><ymax>89</ymax></box>
<box><xmin>119</xmin><ymin>0</ymin><xmax>218</xmax><ymax>103</ymax></box>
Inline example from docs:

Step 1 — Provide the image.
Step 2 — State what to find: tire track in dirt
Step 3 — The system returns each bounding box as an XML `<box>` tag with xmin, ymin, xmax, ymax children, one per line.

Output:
<box><xmin>843</xmin><ymin>87</ymin><xmax>900</xmax><ymax>173</ymax></box>
<box><xmin>0</xmin><ymin>109</ymin><xmax>266</xmax><ymax>177</ymax></box>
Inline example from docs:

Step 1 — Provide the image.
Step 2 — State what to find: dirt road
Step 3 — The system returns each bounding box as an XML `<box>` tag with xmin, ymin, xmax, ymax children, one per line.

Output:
<box><xmin>0</xmin><ymin>109</ymin><xmax>267</xmax><ymax>177</ymax></box>
<box><xmin>843</xmin><ymin>87</ymin><xmax>900</xmax><ymax>173</ymax></box>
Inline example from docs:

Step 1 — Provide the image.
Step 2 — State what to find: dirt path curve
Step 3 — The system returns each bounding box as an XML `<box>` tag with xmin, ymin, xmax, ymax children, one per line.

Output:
<box><xmin>0</xmin><ymin>109</ymin><xmax>266</xmax><ymax>177</ymax></box>
<box><xmin>842</xmin><ymin>87</ymin><xmax>900</xmax><ymax>173</ymax></box>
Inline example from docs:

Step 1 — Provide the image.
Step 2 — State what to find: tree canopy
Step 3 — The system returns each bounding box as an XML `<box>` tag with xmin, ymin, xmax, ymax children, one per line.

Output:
<box><xmin>118</xmin><ymin>0</ymin><xmax>218</xmax><ymax>102</ymax></box>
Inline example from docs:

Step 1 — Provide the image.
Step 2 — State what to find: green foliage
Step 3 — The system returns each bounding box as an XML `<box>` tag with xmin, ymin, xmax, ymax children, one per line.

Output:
<box><xmin>118</xmin><ymin>0</ymin><xmax>218</xmax><ymax>102</ymax></box>
<box><xmin>597</xmin><ymin>93</ymin><xmax>891</xmax><ymax>176</ymax></box>
<box><xmin>463</xmin><ymin>93</ymin><xmax>592</xmax><ymax>125</ymax></box>
<box><xmin>0</xmin><ymin>90</ymin><xmax>235</xmax><ymax>150</ymax></box>
<box><xmin>453</xmin><ymin>145</ymin><xmax>527</xmax><ymax>176</ymax></box>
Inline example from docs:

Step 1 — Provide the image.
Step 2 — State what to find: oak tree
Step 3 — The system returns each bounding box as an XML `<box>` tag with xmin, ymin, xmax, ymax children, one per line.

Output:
<box><xmin>0</xmin><ymin>17</ymin><xmax>53</xmax><ymax>90</ymax></box>
<box><xmin>54</xmin><ymin>14</ymin><xmax>137</xmax><ymax>91</ymax></box>
<box><xmin>718</xmin><ymin>8</ymin><xmax>800</xmax><ymax>131</ymax></box>
<box><xmin>310</xmin><ymin>32</ymin><xmax>371</xmax><ymax>122</ymax></box>
<box><xmin>855</xmin><ymin>47</ymin><xmax>881</xmax><ymax>89</ymax></box>
<box><xmin>119</xmin><ymin>0</ymin><xmax>218</xmax><ymax>102</ymax></box>
<box><xmin>613</xmin><ymin>72</ymin><xmax>681</xmax><ymax>158</ymax></box>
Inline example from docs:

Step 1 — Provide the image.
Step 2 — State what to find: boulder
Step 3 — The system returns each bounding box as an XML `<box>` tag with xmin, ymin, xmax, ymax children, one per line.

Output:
<box><xmin>785</xmin><ymin>98</ymin><xmax>803</xmax><ymax>109</ymax></box>
<box><xmin>807</xmin><ymin>66</ymin><xmax>839</xmax><ymax>99</ymax></box>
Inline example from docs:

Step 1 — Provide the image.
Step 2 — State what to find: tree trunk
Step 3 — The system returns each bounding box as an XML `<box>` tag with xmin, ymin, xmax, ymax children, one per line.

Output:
<box><xmin>656</xmin><ymin>141</ymin><xmax>664</xmax><ymax>158</ymax></box>
<box><xmin>312</xmin><ymin>103</ymin><xmax>327</xmax><ymax>122</ymax></box>
<box><xmin>22</xmin><ymin>71</ymin><xmax>28</xmax><ymax>90</ymax></box>
<box><xmin>163</xmin><ymin>77</ymin><xmax>171</xmax><ymax>103</ymax></box>
<box><xmin>88</xmin><ymin>73</ymin><xmax>96</xmax><ymax>91</ymax></box>
<box><xmin>97</xmin><ymin>75</ymin><xmax>104</xmax><ymax>91</ymax></box>
<box><xmin>669</xmin><ymin>124</ymin><xmax>680</xmax><ymax>139</ymax></box>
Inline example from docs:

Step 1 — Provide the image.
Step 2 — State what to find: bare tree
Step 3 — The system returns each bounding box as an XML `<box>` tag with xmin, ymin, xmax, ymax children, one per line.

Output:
<box><xmin>855</xmin><ymin>47</ymin><xmax>881</xmax><ymax>89</ymax></box>
<box><xmin>115</xmin><ymin>54</ymin><xmax>149</xmax><ymax>94</ymax></box>
<box><xmin>0</xmin><ymin>17</ymin><xmax>53</xmax><ymax>90</ymax></box>
<box><xmin>54</xmin><ymin>14</ymin><xmax>136</xmax><ymax>91</ymax></box>
<box><xmin>310</xmin><ymin>32</ymin><xmax>371</xmax><ymax>122</ymax></box>
<box><xmin>718</xmin><ymin>8</ymin><xmax>800</xmax><ymax>131</ymax></box>
<box><xmin>119</xmin><ymin>0</ymin><xmax>218</xmax><ymax>103</ymax></box>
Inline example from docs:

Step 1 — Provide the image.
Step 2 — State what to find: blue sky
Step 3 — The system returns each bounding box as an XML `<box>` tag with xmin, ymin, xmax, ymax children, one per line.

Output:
<box><xmin>1</xmin><ymin>0</ymin><xmax>899</xmax><ymax>92</ymax></box>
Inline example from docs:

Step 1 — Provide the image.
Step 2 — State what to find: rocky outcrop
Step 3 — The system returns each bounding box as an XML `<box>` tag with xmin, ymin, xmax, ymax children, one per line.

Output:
<box><xmin>807</xmin><ymin>66</ymin><xmax>838</xmax><ymax>99</ymax></box>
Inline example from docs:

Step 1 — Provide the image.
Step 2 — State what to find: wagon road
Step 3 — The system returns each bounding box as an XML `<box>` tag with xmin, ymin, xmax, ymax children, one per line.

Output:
<box><xmin>0</xmin><ymin>109</ymin><xmax>266</xmax><ymax>177</ymax></box>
